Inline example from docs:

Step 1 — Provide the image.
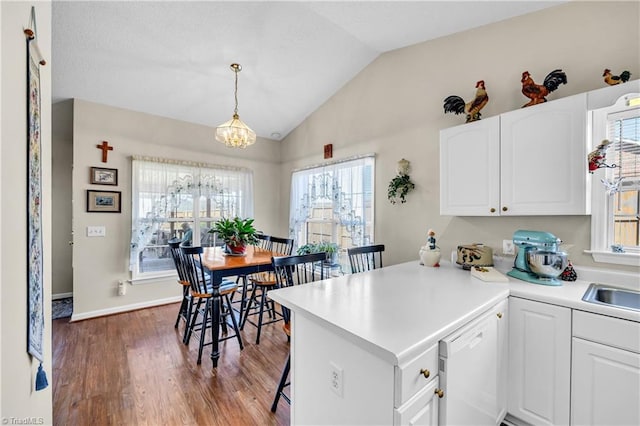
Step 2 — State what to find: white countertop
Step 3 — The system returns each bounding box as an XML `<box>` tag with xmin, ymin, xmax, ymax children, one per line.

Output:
<box><xmin>269</xmin><ymin>260</ymin><xmax>640</xmax><ymax>366</ymax></box>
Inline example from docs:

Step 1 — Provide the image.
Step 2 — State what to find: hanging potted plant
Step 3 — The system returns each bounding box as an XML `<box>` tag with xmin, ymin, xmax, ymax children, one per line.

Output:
<box><xmin>388</xmin><ymin>158</ymin><xmax>415</xmax><ymax>204</ymax></box>
<box><xmin>210</xmin><ymin>217</ymin><xmax>259</xmax><ymax>255</ymax></box>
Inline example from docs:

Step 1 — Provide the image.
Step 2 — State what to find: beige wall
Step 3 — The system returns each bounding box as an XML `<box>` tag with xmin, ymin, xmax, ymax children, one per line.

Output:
<box><xmin>1</xmin><ymin>1</ymin><xmax>53</xmax><ymax>422</ymax></box>
<box><xmin>68</xmin><ymin>100</ymin><xmax>282</xmax><ymax>319</ymax></box>
<box><xmin>280</xmin><ymin>1</ymin><xmax>640</xmax><ymax>274</ymax></box>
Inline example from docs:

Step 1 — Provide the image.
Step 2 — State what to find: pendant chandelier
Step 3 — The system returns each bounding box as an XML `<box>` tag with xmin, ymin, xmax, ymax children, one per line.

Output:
<box><xmin>215</xmin><ymin>63</ymin><xmax>256</xmax><ymax>148</ymax></box>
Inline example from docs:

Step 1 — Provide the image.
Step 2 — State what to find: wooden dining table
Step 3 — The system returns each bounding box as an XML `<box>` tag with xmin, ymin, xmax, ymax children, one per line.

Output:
<box><xmin>200</xmin><ymin>245</ymin><xmax>277</xmax><ymax>367</ymax></box>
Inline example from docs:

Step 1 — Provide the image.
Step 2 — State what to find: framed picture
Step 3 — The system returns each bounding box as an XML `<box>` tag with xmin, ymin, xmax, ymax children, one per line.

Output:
<box><xmin>87</xmin><ymin>190</ymin><xmax>121</xmax><ymax>213</ymax></box>
<box><xmin>90</xmin><ymin>167</ymin><xmax>118</xmax><ymax>186</ymax></box>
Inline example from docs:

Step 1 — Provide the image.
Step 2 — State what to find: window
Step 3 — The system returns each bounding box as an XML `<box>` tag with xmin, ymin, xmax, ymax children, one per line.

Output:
<box><xmin>130</xmin><ymin>158</ymin><xmax>253</xmax><ymax>280</ymax></box>
<box><xmin>289</xmin><ymin>155</ymin><xmax>375</xmax><ymax>270</ymax></box>
<box><xmin>589</xmin><ymin>94</ymin><xmax>640</xmax><ymax>266</ymax></box>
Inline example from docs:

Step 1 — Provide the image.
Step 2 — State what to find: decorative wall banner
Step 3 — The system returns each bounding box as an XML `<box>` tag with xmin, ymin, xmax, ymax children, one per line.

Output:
<box><xmin>25</xmin><ymin>6</ymin><xmax>48</xmax><ymax>391</ymax></box>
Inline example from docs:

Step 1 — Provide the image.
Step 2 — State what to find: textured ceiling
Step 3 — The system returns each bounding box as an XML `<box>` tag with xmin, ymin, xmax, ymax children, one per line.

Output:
<box><xmin>52</xmin><ymin>1</ymin><xmax>564</xmax><ymax>140</ymax></box>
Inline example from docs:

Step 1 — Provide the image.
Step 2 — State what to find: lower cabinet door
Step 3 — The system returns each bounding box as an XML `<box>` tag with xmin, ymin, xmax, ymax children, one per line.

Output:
<box><xmin>394</xmin><ymin>377</ymin><xmax>439</xmax><ymax>426</ymax></box>
<box><xmin>572</xmin><ymin>338</ymin><xmax>640</xmax><ymax>425</ymax></box>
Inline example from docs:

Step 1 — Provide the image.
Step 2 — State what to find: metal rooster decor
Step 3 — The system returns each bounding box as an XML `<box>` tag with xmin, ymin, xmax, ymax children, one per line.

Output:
<box><xmin>588</xmin><ymin>139</ymin><xmax>616</xmax><ymax>173</ymax></box>
<box><xmin>603</xmin><ymin>68</ymin><xmax>631</xmax><ymax>86</ymax></box>
<box><xmin>443</xmin><ymin>80</ymin><xmax>489</xmax><ymax>123</ymax></box>
<box><xmin>520</xmin><ymin>69</ymin><xmax>567</xmax><ymax>107</ymax></box>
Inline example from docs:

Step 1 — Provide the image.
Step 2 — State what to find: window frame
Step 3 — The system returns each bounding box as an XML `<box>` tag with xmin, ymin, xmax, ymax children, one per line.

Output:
<box><xmin>588</xmin><ymin>93</ymin><xmax>640</xmax><ymax>266</ymax></box>
<box><xmin>130</xmin><ymin>158</ymin><xmax>254</xmax><ymax>281</ymax></box>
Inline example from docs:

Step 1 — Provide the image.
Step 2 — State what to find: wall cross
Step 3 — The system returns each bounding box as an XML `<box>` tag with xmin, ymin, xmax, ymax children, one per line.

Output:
<box><xmin>96</xmin><ymin>141</ymin><xmax>113</xmax><ymax>163</ymax></box>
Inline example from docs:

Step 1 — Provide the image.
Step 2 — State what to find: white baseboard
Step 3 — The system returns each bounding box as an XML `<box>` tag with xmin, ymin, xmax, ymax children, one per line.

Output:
<box><xmin>70</xmin><ymin>295</ymin><xmax>181</xmax><ymax>322</ymax></box>
<box><xmin>52</xmin><ymin>292</ymin><xmax>73</xmax><ymax>300</ymax></box>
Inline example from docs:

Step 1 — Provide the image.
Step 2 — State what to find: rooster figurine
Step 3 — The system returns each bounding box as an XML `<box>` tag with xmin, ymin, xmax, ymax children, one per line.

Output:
<box><xmin>520</xmin><ymin>69</ymin><xmax>567</xmax><ymax>107</ymax></box>
<box><xmin>603</xmin><ymin>68</ymin><xmax>631</xmax><ymax>86</ymax></box>
<box><xmin>588</xmin><ymin>139</ymin><xmax>613</xmax><ymax>173</ymax></box>
<box><xmin>443</xmin><ymin>80</ymin><xmax>489</xmax><ymax>123</ymax></box>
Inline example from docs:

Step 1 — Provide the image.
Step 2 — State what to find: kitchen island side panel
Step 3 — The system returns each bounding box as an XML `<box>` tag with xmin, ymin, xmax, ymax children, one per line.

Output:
<box><xmin>292</xmin><ymin>310</ymin><xmax>395</xmax><ymax>425</ymax></box>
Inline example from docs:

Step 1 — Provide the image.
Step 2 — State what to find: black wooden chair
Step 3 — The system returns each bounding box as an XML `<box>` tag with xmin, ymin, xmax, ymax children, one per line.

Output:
<box><xmin>240</xmin><ymin>236</ymin><xmax>294</xmax><ymax>344</ymax></box>
<box><xmin>231</xmin><ymin>233</ymin><xmax>271</xmax><ymax>317</ymax></box>
<box><xmin>168</xmin><ymin>238</ymin><xmax>192</xmax><ymax>342</ymax></box>
<box><xmin>181</xmin><ymin>245</ymin><xmax>243</xmax><ymax>364</ymax></box>
<box><xmin>270</xmin><ymin>252</ymin><xmax>327</xmax><ymax>413</ymax></box>
<box><xmin>347</xmin><ymin>244</ymin><xmax>385</xmax><ymax>273</ymax></box>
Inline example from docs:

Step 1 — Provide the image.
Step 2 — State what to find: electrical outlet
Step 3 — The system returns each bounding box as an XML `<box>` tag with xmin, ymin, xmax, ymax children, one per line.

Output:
<box><xmin>503</xmin><ymin>239</ymin><xmax>515</xmax><ymax>255</ymax></box>
<box><xmin>117</xmin><ymin>280</ymin><xmax>126</xmax><ymax>296</ymax></box>
<box><xmin>329</xmin><ymin>362</ymin><xmax>343</xmax><ymax>397</ymax></box>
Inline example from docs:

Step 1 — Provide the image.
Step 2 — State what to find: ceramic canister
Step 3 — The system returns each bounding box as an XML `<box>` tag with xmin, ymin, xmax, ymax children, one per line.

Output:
<box><xmin>456</xmin><ymin>244</ymin><xmax>493</xmax><ymax>270</ymax></box>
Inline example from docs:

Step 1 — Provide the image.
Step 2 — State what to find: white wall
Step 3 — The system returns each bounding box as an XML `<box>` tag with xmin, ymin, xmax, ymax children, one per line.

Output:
<box><xmin>1</xmin><ymin>1</ymin><xmax>53</xmax><ymax>422</ymax></box>
<box><xmin>68</xmin><ymin>100</ymin><xmax>282</xmax><ymax>319</ymax></box>
<box><xmin>280</xmin><ymin>1</ymin><xmax>640</xmax><ymax>274</ymax></box>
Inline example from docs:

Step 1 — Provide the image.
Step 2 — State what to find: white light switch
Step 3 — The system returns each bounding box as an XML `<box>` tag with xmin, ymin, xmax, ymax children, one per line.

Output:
<box><xmin>87</xmin><ymin>226</ymin><xmax>106</xmax><ymax>237</ymax></box>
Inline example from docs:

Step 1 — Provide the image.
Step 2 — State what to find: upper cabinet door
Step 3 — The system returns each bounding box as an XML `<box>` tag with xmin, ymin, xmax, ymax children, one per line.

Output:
<box><xmin>440</xmin><ymin>116</ymin><xmax>500</xmax><ymax>216</ymax></box>
<box><xmin>500</xmin><ymin>93</ymin><xmax>589</xmax><ymax>215</ymax></box>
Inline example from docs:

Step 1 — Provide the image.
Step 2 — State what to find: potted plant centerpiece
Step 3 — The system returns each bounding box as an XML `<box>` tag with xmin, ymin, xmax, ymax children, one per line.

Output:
<box><xmin>210</xmin><ymin>217</ymin><xmax>259</xmax><ymax>255</ymax></box>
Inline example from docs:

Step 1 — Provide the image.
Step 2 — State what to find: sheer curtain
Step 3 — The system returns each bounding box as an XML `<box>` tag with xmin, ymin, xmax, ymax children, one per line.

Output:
<box><xmin>130</xmin><ymin>157</ymin><xmax>254</xmax><ymax>277</ymax></box>
<box><xmin>289</xmin><ymin>155</ymin><xmax>375</xmax><ymax>255</ymax></box>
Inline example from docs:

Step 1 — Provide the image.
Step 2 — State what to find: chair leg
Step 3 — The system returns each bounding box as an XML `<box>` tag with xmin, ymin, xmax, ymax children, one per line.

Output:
<box><xmin>196</xmin><ymin>299</ymin><xmax>210</xmax><ymax>365</ymax></box>
<box><xmin>271</xmin><ymin>354</ymin><xmax>291</xmax><ymax>413</ymax></box>
<box><xmin>255</xmin><ymin>286</ymin><xmax>268</xmax><ymax>345</ymax></box>
<box><xmin>174</xmin><ymin>287</ymin><xmax>189</xmax><ymax>328</ymax></box>
<box><xmin>240</xmin><ymin>284</ymin><xmax>258</xmax><ymax>330</ymax></box>
<box><xmin>182</xmin><ymin>295</ymin><xmax>194</xmax><ymax>344</ymax></box>
<box><xmin>223</xmin><ymin>293</ymin><xmax>244</xmax><ymax>350</ymax></box>
<box><xmin>185</xmin><ymin>297</ymin><xmax>203</xmax><ymax>345</ymax></box>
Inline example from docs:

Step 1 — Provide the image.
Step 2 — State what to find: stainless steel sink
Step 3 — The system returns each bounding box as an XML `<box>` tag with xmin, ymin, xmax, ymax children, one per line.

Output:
<box><xmin>582</xmin><ymin>283</ymin><xmax>640</xmax><ymax>312</ymax></box>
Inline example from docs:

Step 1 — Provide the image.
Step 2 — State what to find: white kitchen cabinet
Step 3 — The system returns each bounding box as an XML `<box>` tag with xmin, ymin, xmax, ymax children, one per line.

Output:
<box><xmin>508</xmin><ymin>297</ymin><xmax>571</xmax><ymax>426</ymax></box>
<box><xmin>440</xmin><ymin>93</ymin><xmax>589</xmax><ymax>216</ymax></box>
<box><xmin>571</xmin><ymin>311</ymin><xmax>640</xmax><ymax>426</ymax></box>
<box><xmin>440</xmin><ymin>116</ymin><xmax>500</xmax><ymax>216</ymax></box>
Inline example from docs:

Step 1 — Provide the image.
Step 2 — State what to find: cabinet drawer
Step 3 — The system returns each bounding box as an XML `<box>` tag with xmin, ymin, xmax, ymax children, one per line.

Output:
<box><xmin>573</xmin><ymin>310</ymin><xmax>640</xmax><ymax>353</ymax></box>
<box><xmin>394</xmin><ymin>343</ymin><xmax>438</xmax><ymax>407</ymax></box>
<box><xmin>394</xmin><ymin>377</ymin><xmax>439</xmax><ymax>425</ymax></box>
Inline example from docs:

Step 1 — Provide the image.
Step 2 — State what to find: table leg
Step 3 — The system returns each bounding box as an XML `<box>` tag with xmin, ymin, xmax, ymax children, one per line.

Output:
<box><xmin>210</xmin><ymin>272</ymin><xmax>221</xmax><ymax>367</ymax></box>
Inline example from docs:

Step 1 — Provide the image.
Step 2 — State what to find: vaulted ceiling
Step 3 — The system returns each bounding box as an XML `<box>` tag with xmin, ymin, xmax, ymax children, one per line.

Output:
<box><xmin>52</xmin><ymin>1</ymin><xmax>564</xmax><ymax>140</ymax></box>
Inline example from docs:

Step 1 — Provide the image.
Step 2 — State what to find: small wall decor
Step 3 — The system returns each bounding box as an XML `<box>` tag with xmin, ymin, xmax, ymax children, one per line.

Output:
<box><xmin>443</xmin><ymin>80</ymin><xmax>489</xmax><ymax>123</ymax></box>
<box><xmin>603</xmin><ymin>68</ymin><xmax>631</xmax><ymax>86</ymax></box>
<box><xmin>90</xmin><ymin>167</ymin><xmax>118</xmax><ymax>185</ymax></box>
<box><xmin>96</xmin><ymin>140</ymin><xmax>114</xmax><ymax>163</ymax></box>
<box><xmin>87</xmin><ymin>190</ymin><xmax>122</xmax><ymax>213</ymax></box>
<box><xmin>388</xmin><ymin>158</ymin><xmax>415</xmax><ymax>204</ymax></box>
<box><xmin>520</xmin><ymin>69</ymin><xmax>567</xmax><ymax>107</ymax></box>
<box><xmin>324</xmin><ymin>143</ymin><xmax>333</xmax><ymax>159</ymax></box>
<box><xmin>588</xmin><ymin>139</ymin><xmax>617</xmax><ymax>173</ymax></box>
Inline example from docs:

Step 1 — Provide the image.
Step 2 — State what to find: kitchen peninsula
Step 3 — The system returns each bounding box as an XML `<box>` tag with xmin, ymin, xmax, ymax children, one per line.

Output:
<box><xmin>269</xmin><ymin>261</ymin><xmax>640</xmax><ymax>425</ymax></box>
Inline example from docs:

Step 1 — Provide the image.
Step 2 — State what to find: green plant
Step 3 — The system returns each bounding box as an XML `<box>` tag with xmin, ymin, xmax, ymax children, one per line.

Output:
<box><xmin>296</xmin><ymin>241</ymin><xmax>339</xmax><ymax>263</ymax></box>
<box><xmin>209</xmin><ymin>217</ymin><xmax>259</xmax><ymax>248</ymax></box>
<box><xmin>387</xmin><ymin>173</ymin><xmax>415</xmax><ymax>204</ymax></box>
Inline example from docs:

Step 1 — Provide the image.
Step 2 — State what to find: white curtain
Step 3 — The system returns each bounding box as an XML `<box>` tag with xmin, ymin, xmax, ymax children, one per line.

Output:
<box><xmin>130</xmin><ymin>158</ymin><xmax>254</xmax><ymax>272</ymax></box>
<box><xmin>289</xmin><ymin>155</ymin><xmax>375</xmax><ymax>250</ymax></box>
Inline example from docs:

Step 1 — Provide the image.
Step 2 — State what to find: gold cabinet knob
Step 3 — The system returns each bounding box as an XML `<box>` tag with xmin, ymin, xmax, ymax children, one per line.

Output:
<box><xmin>497</xmin><ymin>312</ymin><xmax>503</xmax><ymax>319</ymax></box>
<box><xmin>490</xmin><ymin>208</ymin><xmax>496</xmax><ymax>213</ymax></box>
<box><xmin>420</xmin><ymin>369</ymin><xmax>430</xmax><ymax>379</ymax></box>
<box><xmin>435</xmin><ymin>388</ymin><xmax>444</xmax><ymax>398</ymax></box>
<box><xmin>502</xmin><ymin>206</ymin><xmax>508</xmax><ymax>212</ymax></box>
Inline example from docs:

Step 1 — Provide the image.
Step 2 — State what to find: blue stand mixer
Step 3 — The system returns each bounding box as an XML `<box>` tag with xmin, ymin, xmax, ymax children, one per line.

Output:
<box><xmin>507</xmin><ymin>230</ymin><xmax>568</xmax><ymax>286</ymax></box>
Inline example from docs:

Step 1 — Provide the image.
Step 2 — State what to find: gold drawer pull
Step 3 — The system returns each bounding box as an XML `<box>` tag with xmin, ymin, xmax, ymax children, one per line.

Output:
<box><xmin>435</xmin><ymin>388</ymin><xmax>444</xmax><ymax>398</ymax></box>
<box><xmin>420</xmin><ymin>369</ymin><xmax>430</xmax><ymax>379</ymax></box>
<box><xmin>497</xmin><ymin>312</ymin><xmax>503</xmax><ymax>319</ymax></box>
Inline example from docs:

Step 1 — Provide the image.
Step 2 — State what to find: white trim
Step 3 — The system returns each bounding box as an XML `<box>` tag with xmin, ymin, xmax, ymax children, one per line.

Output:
<box><xmin>70</xmin><ymin>295</ymin><xmax>181</xmax><ymax>322</ymax></box>
<box><xmin>52</xmin><ymin>292</ymin><xmax>73</xmax><ymax>300</ymax></box>
<box><xmin>584</xmin><ymin>250</ymin><xmax>640</xmax><ymax>267</ymax></box>
<box><xmin>129</xmin><ymin>272</ymin><xmax>177</xmax><ymax>285</ymax></box>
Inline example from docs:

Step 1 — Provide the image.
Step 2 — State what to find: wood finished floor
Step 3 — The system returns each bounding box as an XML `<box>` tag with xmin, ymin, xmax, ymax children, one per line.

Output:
<box><xmin>52</xmin><ymin>302</ymin><xmax>290</xmax><ymax>425</ymax></box>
